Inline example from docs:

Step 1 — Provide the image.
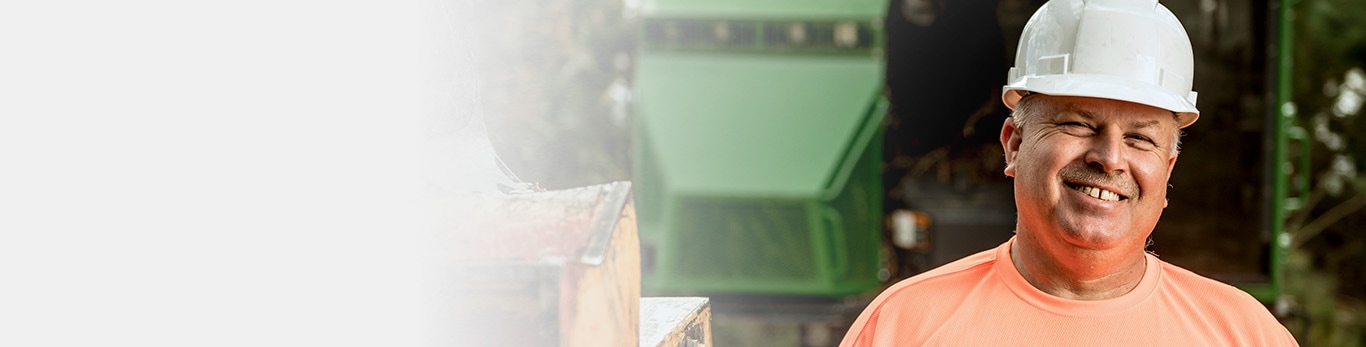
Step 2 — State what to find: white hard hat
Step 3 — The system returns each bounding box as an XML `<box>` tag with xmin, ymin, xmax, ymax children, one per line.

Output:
<box><xmin>1002</xmin><ymin>0</ymin><xmax>1200</xmax><ymax>128</ymax></box>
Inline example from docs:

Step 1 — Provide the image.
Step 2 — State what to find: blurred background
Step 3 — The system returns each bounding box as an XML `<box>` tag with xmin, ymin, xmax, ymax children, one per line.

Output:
<box><xmin>458</xmin><ymin>0</ymin><xmax>1366</xmax><ymax>344</ymax></box>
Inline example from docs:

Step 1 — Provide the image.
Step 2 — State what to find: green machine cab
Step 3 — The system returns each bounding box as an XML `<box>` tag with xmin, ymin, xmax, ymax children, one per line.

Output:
<box><xmin>633</xmin><ymin>0</ymin><xmax>888</xmax><ymax>296</ymax></box>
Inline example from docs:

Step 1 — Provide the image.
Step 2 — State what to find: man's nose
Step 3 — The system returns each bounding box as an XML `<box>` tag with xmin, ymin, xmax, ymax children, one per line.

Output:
<box><xmin>1084</xmin><ymin>131</ymin><xmax>1126</xmax><ymax>173</ymax></box>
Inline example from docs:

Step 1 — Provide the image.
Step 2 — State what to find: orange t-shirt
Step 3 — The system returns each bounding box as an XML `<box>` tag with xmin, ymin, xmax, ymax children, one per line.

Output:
<box><xmin>840</xmin><ymin>237</ymin><xmax>1298</xmax><ymax>346</ymax></box>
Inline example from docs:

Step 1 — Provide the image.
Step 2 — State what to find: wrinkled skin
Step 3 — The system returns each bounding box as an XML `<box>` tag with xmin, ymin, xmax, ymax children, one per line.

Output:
<box><xmin>1001</xmin><ymin>95</ymin><xmax>1180</xmax><ymax>298</ymax></box>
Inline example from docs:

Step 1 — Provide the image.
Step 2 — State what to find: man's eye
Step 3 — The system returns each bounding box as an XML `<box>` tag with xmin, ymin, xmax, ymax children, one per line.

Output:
<box><xmin>1057</xmin><ymin>122</ymin><xmax>1093</xmax><ymax>134</ymax></box>
<box><xmin>1127</xmin><ymin>134</ymin><xmax>1157</xmax><ymax>147</ymax></box>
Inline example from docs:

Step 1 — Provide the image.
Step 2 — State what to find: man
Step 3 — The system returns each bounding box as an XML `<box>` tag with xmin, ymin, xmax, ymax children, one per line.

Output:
<box><xmin>840</xmin><ymin>0</ymin><xmax>1299</xmax><ymax>345</ymax></box>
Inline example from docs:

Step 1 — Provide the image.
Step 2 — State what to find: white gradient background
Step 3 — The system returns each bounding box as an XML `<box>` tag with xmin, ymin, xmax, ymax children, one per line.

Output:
<box><xmin>0</xmin><ymin>1</ymin><xmax>434</xmax><ymax>345</ymax></box>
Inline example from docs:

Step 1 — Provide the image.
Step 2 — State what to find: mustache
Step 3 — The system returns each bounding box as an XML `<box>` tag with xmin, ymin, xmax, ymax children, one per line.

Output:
<box><xmin>1058</xmin><ymin>162</ymin><xmax>1139</xmax><ymax>199</ymax></box>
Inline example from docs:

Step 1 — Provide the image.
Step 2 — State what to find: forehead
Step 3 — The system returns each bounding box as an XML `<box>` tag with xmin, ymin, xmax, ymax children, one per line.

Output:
<box><xmin>1030</xmin><ymin>95</ymin><xmax>1177</xmax><ymax>127</ymax></box>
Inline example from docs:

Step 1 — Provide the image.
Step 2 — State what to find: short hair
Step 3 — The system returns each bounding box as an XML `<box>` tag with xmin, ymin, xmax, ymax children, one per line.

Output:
<box><xmin>1010</xmin><ymin>95</ymin><xmax>1183</xmax><ymax>156</ymax></box>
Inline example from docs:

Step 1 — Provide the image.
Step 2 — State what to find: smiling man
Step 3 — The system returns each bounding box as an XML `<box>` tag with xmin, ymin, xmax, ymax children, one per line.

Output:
<box><xmin>839</xmin><ymin>0</ymin><xmax>1298</xmax><ymax>345</ymax></box>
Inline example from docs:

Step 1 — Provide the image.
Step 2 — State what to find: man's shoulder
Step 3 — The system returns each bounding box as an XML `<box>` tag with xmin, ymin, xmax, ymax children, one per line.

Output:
<box><xmin>873</xmin><ymin>247</ymin><xmax>999</xmax><ymax>309</ymax></box>
<box><xmin>844</xmin><ymin>246</ymin><xmax>1002</xmax><ymax>344</ymax></box>
<box><xmin>1152</xmin><ymin>258</ymin><xmax>1297</xmax><ymax>345</ymax></box>
<box><xmin>1154</xmin><ymin>257</ymin><xmax>1262</xmax><ymax>304</ymax></box>
<box><xmin>852</xmin><ymin>248</ymin><xmax>1005</xmax><ymax>337</ymax></box>
<box><xmin>1153</xmin><ymin>257</ymin><xmax>1286</xmax><ymax>324</ymax></box>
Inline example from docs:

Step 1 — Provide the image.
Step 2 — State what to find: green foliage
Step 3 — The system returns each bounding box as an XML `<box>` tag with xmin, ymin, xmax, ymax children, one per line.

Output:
<box><xmin>1284</xmin><ymin>0</ymin><xmax>1366</xmax><ymax>344</ymax></box>
<box><xmin>1284</xmin><ymin>250</ymin><xmax>1365</xmax><ymax>346</ymax></box>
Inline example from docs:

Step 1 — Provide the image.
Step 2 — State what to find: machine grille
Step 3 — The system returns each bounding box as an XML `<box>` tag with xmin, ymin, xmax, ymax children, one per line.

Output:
<box><xmin>673</xmin><ymin>199</ymin><xmax>816</xmax><ymax>281</ymax></box>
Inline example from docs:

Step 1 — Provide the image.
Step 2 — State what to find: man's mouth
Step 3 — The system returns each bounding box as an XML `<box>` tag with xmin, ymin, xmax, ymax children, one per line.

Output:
<box><xmin>1066</xmin><ymin>182</ymin><xmax>1126</xmax><ymax>202</ymax></box>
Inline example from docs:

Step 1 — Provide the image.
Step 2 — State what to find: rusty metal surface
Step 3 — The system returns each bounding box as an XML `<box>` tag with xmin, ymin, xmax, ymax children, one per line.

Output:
<box><xmin>437</xmin><ymin>181</ymin><xmax>640</xmax><ymax>347</ymax></box>
<box><xmin>581</xmin><ymin>182</ymin><xmax>633</xmax><ymax>265</ymax></box>
<box><xmin>439</xmin><ymin>181</ymin><xmax>632</xmax><ymax>264</ymax></box>
<box><xmin>640</xmin><ymin>297</ymin><xmax>711</xmax><ymax>347</ymax></box>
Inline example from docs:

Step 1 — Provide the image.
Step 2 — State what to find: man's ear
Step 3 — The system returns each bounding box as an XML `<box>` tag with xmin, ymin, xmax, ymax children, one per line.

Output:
<box><xmin>1164</xmin><ymin>153</ymin><xmax>1177</xmax><ymax>208</ymax></box>
<box><xmin>1001</xmin><ymin>117</ymin><xmax>1022</xmax><ymax>177</ymax></box>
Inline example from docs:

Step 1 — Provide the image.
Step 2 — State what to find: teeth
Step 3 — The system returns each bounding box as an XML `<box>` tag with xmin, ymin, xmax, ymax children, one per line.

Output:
<box><xmin>1077</xmin><ymin>185</ymin><xmax>1122</xmax><ymax>202</ymax></box>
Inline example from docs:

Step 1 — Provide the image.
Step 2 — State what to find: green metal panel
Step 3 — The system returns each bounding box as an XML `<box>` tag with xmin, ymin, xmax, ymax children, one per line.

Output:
<box><xmin>635</xmin><ymin>100</ymin><xmax>885</xmax><ymax>296</ymax></box>
<box><xmin>642</xmin><ymin>0</ymin><xmax>885</xmax><ymax>19</ymax></box>
<box><xmin>635</xmin><ymin>53</ymin><xmax>881</xmax><ymax>198</ymax></box>
<box><xmin>633</xmin><ymin>50</ymin><xmax>885</xmax><ymax>295</ymax></box>
<box><xmin>671</xmin><ymin>198</ymin><xmax>818</xmax><ymax>280</ymax></box>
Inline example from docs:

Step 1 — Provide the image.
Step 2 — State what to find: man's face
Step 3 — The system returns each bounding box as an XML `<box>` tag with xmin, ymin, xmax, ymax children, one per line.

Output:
<box><xmin>1001</xmin><ymin>95</ymin><xmax>1180</xmax><ymax>251</ymax></box>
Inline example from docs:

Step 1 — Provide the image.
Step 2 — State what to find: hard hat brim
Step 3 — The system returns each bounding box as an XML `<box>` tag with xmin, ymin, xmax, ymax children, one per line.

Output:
<box><xmin>1002</xmin><ymin>74</ymin><xmax>1199</xmax><ymax>128</ymax></box>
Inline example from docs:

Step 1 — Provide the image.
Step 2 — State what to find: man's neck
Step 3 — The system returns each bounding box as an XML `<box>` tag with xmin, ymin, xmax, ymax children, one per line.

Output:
<box><xmin>1009</xmin><ymin>233</ymin><xmax>1149</xmax><ymax>301</ymax></box>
